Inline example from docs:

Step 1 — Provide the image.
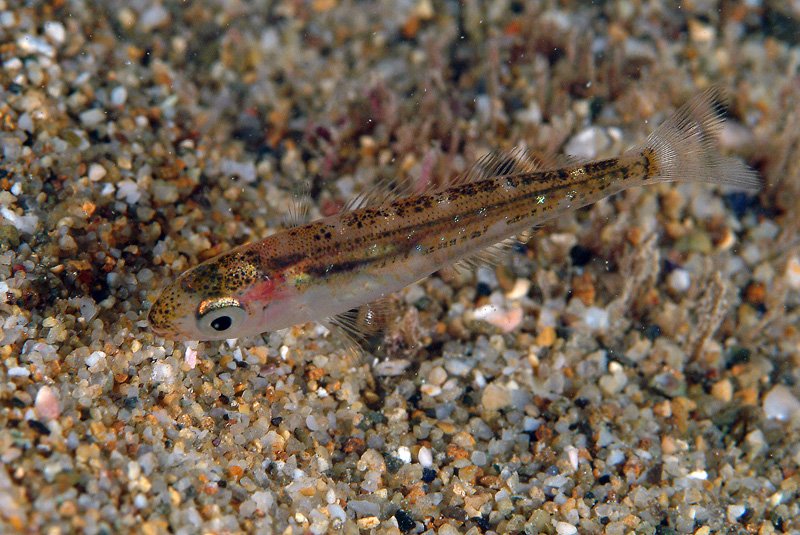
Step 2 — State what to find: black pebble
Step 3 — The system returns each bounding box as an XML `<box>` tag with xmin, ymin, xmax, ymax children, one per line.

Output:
<box><xmin>570</xmin><ymin>244</ymin><xmax>592</xmax><ymax>266</ymax></box>
<box><xmin>395</xmin><ymin>509</ymin><xmax>415</xmax><ymax>532</ymax></box>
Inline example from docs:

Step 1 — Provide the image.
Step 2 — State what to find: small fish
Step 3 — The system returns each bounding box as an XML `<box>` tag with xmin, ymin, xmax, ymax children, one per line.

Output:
<box><xmin>148</xmin><ymin>88</ymin><xmax>759</xmax><ymax>343</ymax></box>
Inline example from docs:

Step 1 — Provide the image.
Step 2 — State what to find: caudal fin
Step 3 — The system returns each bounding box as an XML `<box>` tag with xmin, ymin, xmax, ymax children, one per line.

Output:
<box><xmin>631</xmin><ymin>87</ymin><xmax>761</xmax><ymax>191</ymax></box>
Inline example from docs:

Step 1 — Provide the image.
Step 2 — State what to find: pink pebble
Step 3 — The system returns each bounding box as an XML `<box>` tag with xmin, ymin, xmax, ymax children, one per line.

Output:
<box><xmin>488</xmin><ymin>306</ymin><xmax>524</xmax><ymax>333</ymax></box>
<box><xmin>35</xmin><ymin>385</ymin><xmax>60</xmax><ymax>421</ymax></box>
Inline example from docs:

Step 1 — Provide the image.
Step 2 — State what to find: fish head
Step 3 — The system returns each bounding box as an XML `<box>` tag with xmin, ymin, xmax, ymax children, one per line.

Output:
<box><xmin>148</xmin><ymin>247</ymin><xmax>290</xmax><ymax>341</ymax></box>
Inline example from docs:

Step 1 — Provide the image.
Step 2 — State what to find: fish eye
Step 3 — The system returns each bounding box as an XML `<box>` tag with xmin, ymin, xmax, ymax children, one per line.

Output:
<box><xmin>196</xmin><ymin>298</ymin><xmax>246</xmax><ymax>337</ymax></box>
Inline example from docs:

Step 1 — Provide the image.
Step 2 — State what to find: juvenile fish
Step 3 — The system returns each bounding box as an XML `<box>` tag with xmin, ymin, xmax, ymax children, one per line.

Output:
<box><xmin>148</xmin><ymin>88</ymin><xmax>759</xmax><ymax>342</ymax></box>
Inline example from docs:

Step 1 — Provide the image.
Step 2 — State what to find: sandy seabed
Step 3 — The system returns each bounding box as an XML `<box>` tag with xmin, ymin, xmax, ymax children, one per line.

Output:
<box><xmin>1</xmin><ymin>1</ymin><xmax>800</xmax><ymax>534</ymax></box>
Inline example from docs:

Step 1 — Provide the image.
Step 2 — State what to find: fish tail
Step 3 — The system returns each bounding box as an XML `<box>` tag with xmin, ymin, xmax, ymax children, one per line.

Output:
<box><xmin>631</xmin><ymin>87</ymin><xmax>761</xmax><ymax>191</ymax></box>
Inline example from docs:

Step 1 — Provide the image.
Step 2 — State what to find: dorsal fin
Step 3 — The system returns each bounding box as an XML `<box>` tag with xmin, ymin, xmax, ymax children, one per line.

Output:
<box><xmin>340</xmin><ymin>175</ymin><xmax>415</xmax><ymax>212</ymax></box>
<box><xmin>455</xmin><ymin>147</ymin><xmax>544</xmax><ymax>185</ymax></box>
<box><xmin>341</xmin><ymin>147</ymin><xmax>552</xmax><ymax>213</ymax></box>
<box><xmin>284</xmin><ymin>178</ymin><xmax>313</xmax><ymax>228</ymax></box>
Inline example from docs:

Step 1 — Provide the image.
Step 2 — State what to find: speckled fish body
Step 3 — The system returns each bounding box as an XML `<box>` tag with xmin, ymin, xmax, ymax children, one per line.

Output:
<box><xmin>148</xmin><ymin>88</ymin><xmax>758</xmax><ymax>341</ymax></box>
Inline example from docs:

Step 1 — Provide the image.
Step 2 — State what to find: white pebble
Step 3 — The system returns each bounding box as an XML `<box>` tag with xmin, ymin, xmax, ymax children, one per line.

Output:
<box><xmin>567</xmin><ymin>446</ymin><xmax>579</xmax><ymax>470</ymax></box>
<box><xmin>555</xmin><ymin>521</ymin><xmax>578</xmax><ymax>535</ymax></box>
<box><xmin>582</xmin><ymin>307</ymin><xmax>609</xmax><ymax>331</ymax></box>
<box><xmin>8</xmin><ymin>366</ymin><xmax>29</xmax><ymax>377</ymax></box>
<box><xmin>667</xmin><ymin>268</ymin><xmax>691</xmax><ymax>293</ymax></box>
<box><xmin>328</xmin><ymin>503</ymin><xmax>345</xmax><ymax>522</ymax></box>
<box><xmin>544</xmin><ymin>474</ymin><xmax>569</xmax><ymax>488</ymax></box>
<box><xmin>564</xmin><ymin>126</ymin><xmax>610</xmax><ymax>159</ymax></box>
<box><xmin>1</xmin><ymin>206</ymin><xmax>40</xmax><ymax>234</ymax></box>
<box><xmin>139</xmin><ymin>5</ymin><xmax>170</xmax><ymax>31</ymax></box>
<box><xmin>35</xmin><ymin>385</ymin><xmax>60</xmax><ymax>420</ymax></box>
<box><xmin>515</xmin><ymin>101</ymin><xmax>542</xmax><ymax>125</ymax></box>
<box><xmin>471</xmin><ymin>450</ymin><xmax>487</xmax><ymax>466</ymax></box>
<box><xmin>133</xmin><ymin>494</ymin><xmax>148</xmax><ymax>509</ymax></box>
<box><xmin>726</xmin><ymin>504</ymin><xmax>746</xmax><ymax>522</ymax></box>
<box><xmin>3</xmin><ymin>57</ymin><xmax>22</xmax><ymax>70</ymax></box>
<box><xmin>763</xmin><ymin>385</ymin><xmax>800</xmax><ymax>421</ymax></box>
<box><xmin>151</xmin><ymin>361</ymin><xmax>175</xmax><ymax>383</ymax></box>
<box><xmin>86</xmin><ymin>350</ymin><xmax>106</xmax><ymax>369</ymax></box>
<box><xmin>17</xmin><ymin>112</ymin><xmax>33</xmax><ymax>132</ymax></box>
<box><xmin>44</xmin><ymin>21</ymin><xmax>66</xmax><ymax>44</ymax></box>
<box><xmin>88</xmin><ymin>163</ymin><xmax>107</xmax><ymax>182</ymax></box>
<box><xmin>116</xmin><ymin>179</ymin><xmax>142</xmax><ymax>204</ymax></box>
<box><xmin>251</xmin><ymin>490</ymin><xmax>273</xmax><ymax>511</ymax></box>
<box><xmin>260</xmin><ymin>28</ymin><xmax>280</xmax><ymax>52</ymax></box>
<box><xmin>17</xmin><ymin>34</ymin><xmax>55</xmax><ymax>58</ymax></box>
<box><xmin>79</xmin><ymin>108</ymin><xmax>106</xmax><ymax>126</ymax></box>
<box><xmin>220</xmin><ymin>159</ymin><xmax>257</xmax><ymax>183</ymax></box>
<box><xmin>505</xmin><ymin>278</ymin><xmax>530</xmax><ymax>300</ymax></box>
<box><xmin>418</xmin><ymin>446</ymin><xmax>432</xmax><ymax>467</ymax></box>
<box><xmin>306</xmin><ymin>415</ymin><xmax>319</xmax><ymax>431</ymax></box>
<box><xmin>110</xmin><ymin>86</ymin><xmax>128</xmax><ymax>107</ymax></box>
<box><xmin>395</xmin><ymin>446</ymin><xmax>411</xmax><ymax>464</ymax></box>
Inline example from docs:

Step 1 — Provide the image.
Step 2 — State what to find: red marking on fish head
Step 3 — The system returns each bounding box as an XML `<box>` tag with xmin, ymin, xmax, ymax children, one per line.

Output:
<box><xmin>243</xmin><ymin>277</ymin><xmax>276</xmax><ymax>303</ymax></box>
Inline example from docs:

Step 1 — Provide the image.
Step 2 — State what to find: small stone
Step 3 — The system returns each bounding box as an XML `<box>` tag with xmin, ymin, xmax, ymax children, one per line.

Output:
<box><xmin>536</xmin><ymin>326</ymin><xmax>556</xmax><ymax>347</ymax></box>
<box><xmin>79</xmin><ymin>108</ymin><xmax>106</xmax><ymax>126</ymax></box>
<box><xmin>555</xmin><ymin>521</ymin><xmax>578</xmax><ymax>535</ymax></box>
<box><xmin>763</xmin><ymin>385</ymin><xmax>800</xmax><ymax>421</ymax></box>
<box><xmin>88</xmin><ymin>163</ymin><xmax>107</xmax><ymax>182</ymax></box>
<box><xmin>599</xmin><ymin>367</ymin><xmax>628</xmax><ymax>396</ymax></box>
<box><xmin>726</xmin><ymin>504</ymin><xmax>746</xmax><ymax>523</ymax></box>
<box><xmin>356</xmin><ymin>516</ymin><xmax>380</xmax><ymax>529</ymax></box>
<box><xmin>486</xmin><ymin>306</ymin><xmax>524</xmax><ymax>333</ymax></box>
<box><xmin>677</xmin><ymin>230</ymin><xmax>713</xmax><ymax>254</ymax></box>
<box><xmin>743</xmin><ymin>429</ymin><xmax>766</xmax><ymax>458</ymax></box>
<box><xmin>17</xmin><ymin>34</ymin><xmax>55</xmax><ymax>58</ymax></box>
<box><xmin>744</xmin><ymin>281</ymin><xmax>766</xmax><ymax>305</ymax></box>
<box><xmin>0</xmin><ymin>225</ymin><xmax>20</xmax><ymax>250</ymax></box>
<box><xmin>481</xmin><ymin>383</ymin><xmax>511</xmax><ymax>410</ymax></box>
<box><xmin>688</xmin><ymin>19</ymin><xmax>715</xmax><ymax>43</ymax></box>
<box><xmin>44</xmin><ymin>21</ymin><xmax>66</xmax><ymax>44</ymax></box>
<box><xmin>35</xmin><ymin>385</ymin><xmax>60</xmax><ymax>421</ymax></box>
<box><xmin>8</xmin><ymin>367</ymin><xmax>29</xmax><ymax>377</ymax></box>
<box><xmin>110</xmin><ymin>86</ymin><xmax>128</xmax><ymax>106</ymax></box>
<box><xmin>710</xmin><ymin>379</ymin><xmax>733</xmax><ymax>403</ymax></box>
<box><xmin>667</xmin><ymin>268</ymin><xmax>691</xmax><ymax>293</ymax></box>
<box><xmin>571</xmin><ymin>272</ymin><xmax>595</xmax><ymax>306</ymax></box>
<box><xmin>564</xmin><ymin>126</ymin><xmax>611</xmax><ymax>159</ymax></box>
<box><xmin>139</xmin><ymin>5</ymin><xmax>170</xmax><ymax>31</ymax></box>
<box><xmin>505</xmin><ymin>278</ymin><xmax>530</xmax><ymax>299</ymax></box>
<box><xmin>418</xmin><ymin>446</ymin><xmax>432</xmax><ymax>467</ymax></box>
<box><xmin>428</xmin><ymin>366</ymin><xmax>447</xmax><ymax>386</ymax></box>
<box><xmin>420</xmin><ymin>384</ymin><xmax>441</xmax><ymax>397</ymax></box>
<box><xmin>582</xmin><ymin>307</ymin><xmax>609</xmax><ymax>331</ymax></box>
<box><xmin>150</xmin><ymin>180</ymin><xmax>179</xmax><ymax>204</ymax></box>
